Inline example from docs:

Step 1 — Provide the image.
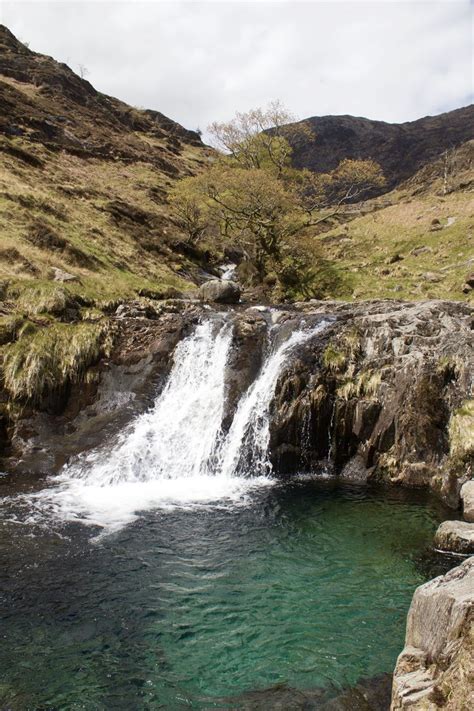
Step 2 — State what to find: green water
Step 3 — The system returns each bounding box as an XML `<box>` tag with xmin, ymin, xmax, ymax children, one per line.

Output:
<box><xmin>0</xmin><ymin>479</ymin><xmax>453</xmax><ymax>709</ymax></box>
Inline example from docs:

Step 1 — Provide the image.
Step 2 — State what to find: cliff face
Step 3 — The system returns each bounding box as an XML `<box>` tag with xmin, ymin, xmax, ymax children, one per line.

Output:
<box><xmin>287</xmin><ymin>106</ymin><xmax>474</xmax><ymax>191</ymax></box>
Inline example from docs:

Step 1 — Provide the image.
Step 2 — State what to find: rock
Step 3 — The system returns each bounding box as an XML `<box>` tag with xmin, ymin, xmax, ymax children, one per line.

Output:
<box><xmin>114</xmin><ymin>301</ymin><xmax>159</xmax><ymax>319</ymax></box>
<box><xmin>388</xmin><ymin>254</ymin><xmax>404</xmax><ymax>264</ymax></box>
<box><xmin>223</xmin><ymin>245</ymin><xmax>245</xmax><ymax>264</ymax></box>
<box><xmin>269</xmin><ymin>300</ymin><xmax>473</xmax><ymax>505</ymax></box>
<box><xmin>461</xmin><ymin>481</ymin><xmax>474</xmax><ymax>522</ymax></box>
<box><xmin>422</xmin><ymin>272</ymin><xmax>442</xmax><ymax>283</ymax></box>
<box><xmin>198</xmin><ymin>279</ymin><xmax>241</xmax><ymax>304</ymax></box>
<box><xmin>462</xmin><ymin>283</ymin><xmax>472</xmax><ymax>294</ymax></box>
<box><xmin>411</xmin><ymin>246</ymin><xmax>432</xmax><ymax>257</ymax></box>
<box><xmin>434</xmin><ymin>520</ymin><xmax>474</xmax><ymax>554</ymax></box>
<box><xmin>339</xmin><ymin>454</ymin><xmax>372</xmax><ymax>483</ymax></box>
<box><xmin>51</xmin><ymin>266</ymin><xmax>79</xmax><ymax>282</ymax></box>
<box><xmin>465</xmin><ymin>273</ymin><xmax>474</xmax><ymax>288</ymax></box>
<box><xmin>391</xmin><ymin>557</ymin><xmax>474</xmax><ymax>710</ymax></box>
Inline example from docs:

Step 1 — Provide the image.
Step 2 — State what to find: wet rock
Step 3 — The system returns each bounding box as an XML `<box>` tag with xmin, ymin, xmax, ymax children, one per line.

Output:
<box><xmin>339</xmin><ymin>454</ymin><xmax>372</xmax><ymax>483</ymax></box>
<box><xmin>461</xmin><ymin>481</ymin><xmax>474</xmax><ymax>522</ymax></box>
<box><xmin>199</xmin><ymin>279</ymin><xmax>241</xmax><ymax>304</ymax></box>
<box><xmin>223</xmin><ymin>313</ymin><xmax>267</xmax><ymax>427</ymax></box>
<box><xmin>224</xmin><ymin>244</ymin><xmax>245</xmax><ymax>264</ymax></box>
<box><xmin>391</xmin><ymin>557</ymin><xmax>474</xmax><ymax>710</ymax></box>
<box><xmin>269</xmin><ymin>300</ymin><xmax>473</xmax><ymax>505</ymax></box>
<box><xmin>434</xmin><ymin>520</ymin><xmax>474</xmax><ymax>554</ymax></box>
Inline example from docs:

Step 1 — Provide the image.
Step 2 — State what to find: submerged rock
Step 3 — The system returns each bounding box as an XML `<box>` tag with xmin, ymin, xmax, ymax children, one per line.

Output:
<box><xmin>391</xmin><ymin>557</ymin><xmax>474</xmax><ymax>710</ymax></box>
<box><xmin>198</xmin><ymin>279</ymin><xmax>241</xmax><ymax>303</ymax></box>
<box><xmin>434</xmin><ymin>520</ymin><xmax>474</xmax><ymax>554</ymax></box>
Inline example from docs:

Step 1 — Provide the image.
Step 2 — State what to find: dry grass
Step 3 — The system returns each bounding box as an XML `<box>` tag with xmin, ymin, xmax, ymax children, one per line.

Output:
<box><xmin>2</xmin><ymin>320</ymin><xmax>113</xmax><ymax>402</ymax></box>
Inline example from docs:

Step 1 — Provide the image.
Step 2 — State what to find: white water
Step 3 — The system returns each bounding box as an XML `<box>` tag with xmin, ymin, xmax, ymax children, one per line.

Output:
<box><xmin>215</xmin><ymin>322</ymin><xmax>328</xmax><ymax>478</ymax></box>
<box><xmin>219</xmin><ymin>263</ymin><xmax>237</xmax><ymax>281</ymax></box>
<box><xmin>14</xmin><ymin>318</ymin><xmax>327</xmax><ymax>533</ymax></box>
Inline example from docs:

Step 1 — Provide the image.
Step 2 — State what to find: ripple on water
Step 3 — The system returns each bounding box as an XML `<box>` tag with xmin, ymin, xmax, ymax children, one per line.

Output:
<box><xmin>0</xmin><ymin>478</ymin><xmax>457</xmax><ymax>709</ymax></box>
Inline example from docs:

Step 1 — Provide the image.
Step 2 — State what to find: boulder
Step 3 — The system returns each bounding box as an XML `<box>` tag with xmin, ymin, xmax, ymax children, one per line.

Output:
<box><xmin>51</xmin><ymin>266</ymin><xmax>79</xmax><ymax>282</ymax></box>
<box><xmin>465</xmin><ymin>273</ymin><xmax>474</xmax><ymax>288</ymax></box>
<box><xmin>391</xmin><ymin>557</ymin><xmax>474</xmax><ymax>710</ymax></box>
<box><xmin>434</xmin><ymin>520</ymin><xmax>474</xmax><ymax>554</ymax></box>
<box><xmin>198</xmin><ymin>279</ymin><xmax>240</xmax><ymax>304</ymax></box>
<box><xmin>461</xmin><ymin>481</ymin><xmax>474</xmax><ymax>522</ymax></box>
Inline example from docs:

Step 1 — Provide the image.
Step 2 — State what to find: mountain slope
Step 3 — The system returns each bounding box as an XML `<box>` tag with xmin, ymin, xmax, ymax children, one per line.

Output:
<box><xmin>299</xmin><ymin>139</ymin><xmax>474</xmax><ymax>301</ymax></box>
<box><xmin>288</xmin><ymin>106</ymin><xmax>474</xmax><ymax>190</ymax></box>
<box><xmin>0</xmin><ymin>24</ymin><xmax>213</xmax><ymax>312</ymax></box>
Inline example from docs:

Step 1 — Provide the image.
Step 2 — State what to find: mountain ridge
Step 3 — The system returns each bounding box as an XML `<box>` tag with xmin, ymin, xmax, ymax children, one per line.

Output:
<box><xmin>287</xmin><ymin>105</ymin><xmax>474</xmax><ymax>190</ymax></box>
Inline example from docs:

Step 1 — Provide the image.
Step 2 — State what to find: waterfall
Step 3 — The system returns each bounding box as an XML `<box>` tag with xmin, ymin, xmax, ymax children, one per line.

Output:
<box><xmin>215</xmin><ymin>322</ymin><xmax>328</xmax><ymax>478</ymax></box>
<box><xmin>26</xmin><ymin>316</ymin><xmax>328</xmax><ymax>531</ymax></box>
<box><xmin>68</xmin><ymin>319</ymin><xmax>234</xmax><ymax>486</ymax></box>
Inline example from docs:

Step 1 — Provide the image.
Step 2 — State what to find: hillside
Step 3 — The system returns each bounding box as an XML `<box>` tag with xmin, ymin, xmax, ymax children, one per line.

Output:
<box><xmin>287</xmin><ymin>106</ymin><xmax>474</xmax><ymax>190</ymax></box>
<box><xmin>0</xmin><ymin>24</ymin><xmax>472</xmax><ymax>328</ymax></box>
<box><xmin>300</xmin><ymin>139</ymin><xmax>474</xmax><ymax>301</ymax></box>
<box><xmin>0</xmin><ymin>23</ymin><xmax>214</xmax><ymax>315</ymax></box>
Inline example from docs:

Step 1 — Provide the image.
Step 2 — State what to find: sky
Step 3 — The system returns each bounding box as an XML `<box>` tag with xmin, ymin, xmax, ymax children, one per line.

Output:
<box><xmin>2</xmin><ymin>1</ymin><xmax>472</xmax><ymax>136</ymax></box>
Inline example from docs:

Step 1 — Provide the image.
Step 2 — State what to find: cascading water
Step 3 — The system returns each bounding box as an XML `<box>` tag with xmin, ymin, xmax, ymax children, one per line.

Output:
<box><xmin>214</xmin><ymin>321</ymin><xmax>328</xmax><ymax>478</ymax></box>
<box><xmin>22</xmin><ymin>316</ymin><xmax>328</xmax><ymax>532</ymax></box>
<box><xmin>70</xmin><ymin>319</ymin><xmax>233</xmax><ymax>486</ymax></box>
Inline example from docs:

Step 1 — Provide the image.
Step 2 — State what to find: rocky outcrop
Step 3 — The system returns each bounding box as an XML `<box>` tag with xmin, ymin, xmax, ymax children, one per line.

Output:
<box><xmin>434</xmin><ymin>521</ymin><xmax>474</xmax><ymax>555</ymax></box>
<box><xmin>391</xmin><ymin>557</ymin><xmax>474</xmax><ymax>710</ymax></box>
<box><xmin>270</xmin><ymin>300</ymin><xmax>473</xmax><ymax>506</ymax></box>
<box><xmin>3</xmin><ymin>303</ymin><xmax>201</xmax><ymax>474</ymax></box>
<box><xmin>2</xmin><ymin>299</ymin><xmax>472</xmax><ymax>510</ymax></box>
<box><xmin>199</xmin><ymin>279</ymin><xmax>241</xmax><ymax>304</ymax></box>
<box><xmin>461</xmin><ymin>481</ymin><xmax>474</xmax><ymax>522</ymax></box>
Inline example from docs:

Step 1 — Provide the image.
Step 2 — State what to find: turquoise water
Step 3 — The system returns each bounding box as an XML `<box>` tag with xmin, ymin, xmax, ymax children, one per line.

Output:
<box><xmin>0</xmin><ymin>479</ymin><xmax>453</xmax><ymax>709</ymax></box>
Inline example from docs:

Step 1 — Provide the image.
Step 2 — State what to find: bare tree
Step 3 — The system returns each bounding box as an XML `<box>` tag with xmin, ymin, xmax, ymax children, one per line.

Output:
<box><xmin>78</xmin><ymin>64</ymin><xmax>89</xmax><ymax>80</ymax></box>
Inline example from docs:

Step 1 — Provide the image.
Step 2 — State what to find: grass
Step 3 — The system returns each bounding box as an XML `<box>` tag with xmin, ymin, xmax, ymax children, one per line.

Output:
<box><xmin>0</xmin><ymin>135</ymin><xmax>202</xmax><ymax>312</ymax></box>
<box><xmin>308</xmin><ymin>190</ymin><xmax>473</xmax><ymax>301</ymax></box>
<box><xmin>2</xmin><ymin>320</ymin><xmax>113</xmax><ymax>402</ymax></box>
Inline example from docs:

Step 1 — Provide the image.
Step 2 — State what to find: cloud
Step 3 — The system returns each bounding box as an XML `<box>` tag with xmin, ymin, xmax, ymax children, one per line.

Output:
<box><xmin>2</xmin><ymin>0</ymin><xmax>472</xmax><ymax>136</ymax></box>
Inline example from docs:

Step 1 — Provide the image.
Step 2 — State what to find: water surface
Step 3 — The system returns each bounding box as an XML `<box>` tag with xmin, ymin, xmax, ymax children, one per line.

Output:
<box><xmin>0</xmin><ymin>478</ymin><xmax>453</xmax><ymax>710</ymax></box>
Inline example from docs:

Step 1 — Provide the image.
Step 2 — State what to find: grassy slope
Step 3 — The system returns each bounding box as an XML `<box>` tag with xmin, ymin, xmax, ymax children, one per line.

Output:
<box><xmin>0</xmin><ymin>131</ymin><xmax>208</xmax><ymax>307</ymax></box>
<box><xmin>303</xmin><ymin>143</ymin><xmax>474</xmax><ymax>302</ymax></box>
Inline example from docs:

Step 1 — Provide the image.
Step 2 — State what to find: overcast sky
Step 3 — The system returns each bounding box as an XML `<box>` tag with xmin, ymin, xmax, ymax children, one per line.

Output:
<box><xmin>2</xmin><ymin>1</ymin><xmax>472</xmax><ymax>136</ymax></box>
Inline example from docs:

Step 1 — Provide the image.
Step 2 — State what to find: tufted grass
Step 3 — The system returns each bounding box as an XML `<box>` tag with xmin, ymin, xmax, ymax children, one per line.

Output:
<box><xmin>2</xmin><ymin>320</ymin><xmax>114</xmax><ymax>402</ymax></box>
